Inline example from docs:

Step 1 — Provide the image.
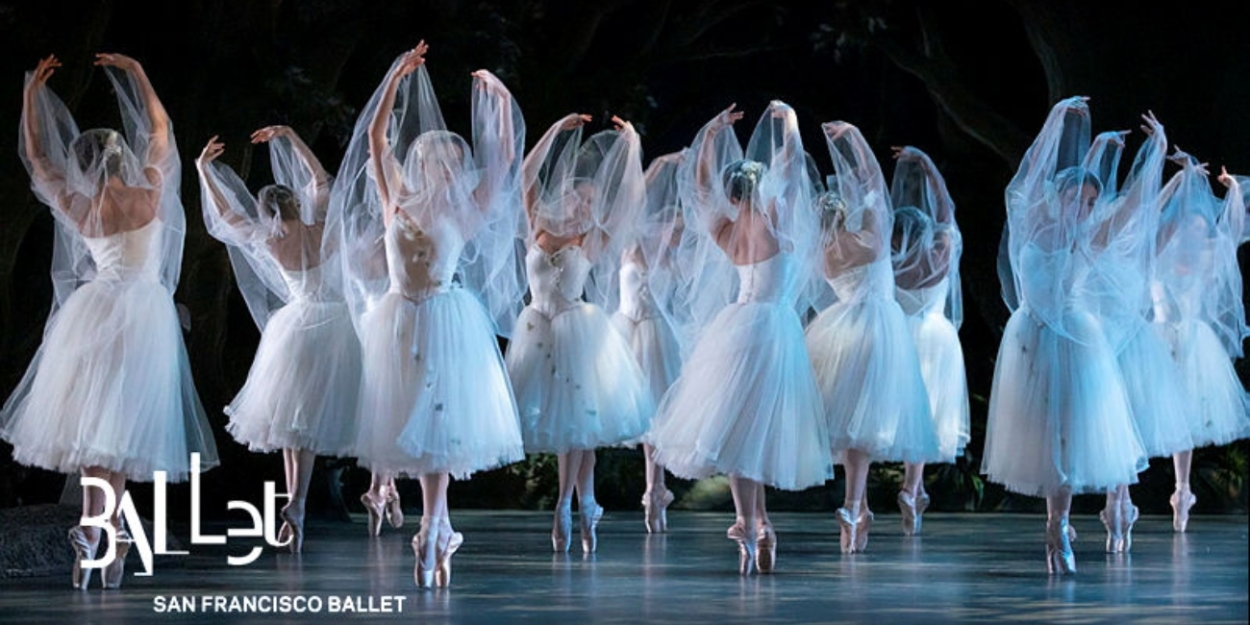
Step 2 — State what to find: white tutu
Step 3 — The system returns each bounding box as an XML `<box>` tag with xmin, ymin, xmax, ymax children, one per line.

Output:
<box><xmin>908</xmin><ymin>310</ymin><xmax>972</xmax><ymax>461</ymax></box>
<box><xmin>612</xmin><ymin>312</ymin><xmax>682</xmax><ymax>405</ymax></box>
<box><xmin>983</xmin><ymin>308</ymin><xmax>1148</xmax><ymax>496</ymax></box>
<box><xmin>1</xmin><ymin>278</ymin><xmax>219</xmax><ymax>482</ymax></box>
<box><xmin>355</xmin><ymin>287</ymin><xmax>524</xmax><ymax>478</ymax></box>
<box><xmin>808</xmin><ymin>266</ymin><xmax>941</xmax><ymax>464</ymax></box>
<box><xmin>508</xmin><ymin>302</ymin><xmax>654</xmax><ymax>453</ymax></box>
<box><xmin>1156</xmin><ymin>319</ymin><xmax>1250</xmax><ymax>449</ymax></box>
<box><xmin>1113</xmin><ymin>320</ymin><xmax>1194</xmax><ymax>458</ymax></box>
<box><xmin>647</xmin><ymin>300</ymin><xmax>833</xmax><ymax>491</ymax></box>
<box><xmin>225</xmin><ymin>301</ymin><xmax>361</xmax><ymax>456</ymax></box>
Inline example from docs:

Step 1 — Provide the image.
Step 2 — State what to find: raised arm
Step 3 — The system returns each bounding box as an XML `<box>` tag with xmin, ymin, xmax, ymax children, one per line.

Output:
<box><xmin>20</xmin><ymin>55</ymin><xmax>75</xmax><ymax>216</ymax></box>
<box><xmin>369</xmin><ymin>42</ymin><xmax>427</xmax><ymax>225</ymax></box>
<box><xmin>521</xmin><ymin>112</ymin><xmax>591</xmax><ymax>230</ymax></box>
<box><xmin>694</xmin><ymin>104</ymin><xmax>744</xmax><ymax>206</ymax></box>
<box><xmin>94</xmin><ymin>53</ymin><xmax>170</xmax><ymax>173</ymax></box>
<box><xmin>470</xmin><ymin>69</ymin><xmax>523</xmax><ymax>214</ymax></box>
<box><xmin>195</xmin><ymin>136</ymin><xmax>251</xmax><ymax>233</ymax></box>
<box><xmin>252</xmin><ymin>125</ymin><xmax>331</xmax><ymax>220</ymax></box>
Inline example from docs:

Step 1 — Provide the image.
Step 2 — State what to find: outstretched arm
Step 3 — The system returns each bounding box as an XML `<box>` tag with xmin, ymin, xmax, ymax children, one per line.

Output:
<box><xmin>21</xmin><ymin>54</ymin><xmax>74</xmax><ymax>216</ymax></box>
<box><xmin>252</xmin><ymin>125</ymin><xmax>331</xmax><ymax>220</ymax></box>
<box><xmin>94</xmin><ymin>53</ymin><xmax>170</xmax><ymax>173</ymax></box>
<box><xmin>694</xmin><ymin>103</ymin><xmax>744</xmax><ymax>204</ymax></box>
<box><xmin>369</xmin><ymin>41</ymin><xmax>427</xmax><ymax>225</ymax></box>
<box><xmin>195</xmin><ymin>136</ymin><xmax>250</xmax><ymax>232</ymax></box>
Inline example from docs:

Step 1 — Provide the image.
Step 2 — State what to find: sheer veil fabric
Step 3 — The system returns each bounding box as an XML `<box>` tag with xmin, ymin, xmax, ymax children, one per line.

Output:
<box><xmin>3</xmin><ymin>63</ymin><xmax>218</xmax><ymax>481</ymax></box>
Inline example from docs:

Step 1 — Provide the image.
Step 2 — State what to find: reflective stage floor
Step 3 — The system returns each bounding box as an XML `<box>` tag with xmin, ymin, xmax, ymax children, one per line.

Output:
<box><xmin>2</xmin><ymin>511</ymin><xmax>1246</xmax><ymax>624</ymax></box>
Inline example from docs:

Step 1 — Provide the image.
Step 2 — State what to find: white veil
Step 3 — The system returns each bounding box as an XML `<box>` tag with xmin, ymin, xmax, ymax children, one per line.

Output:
<box><xmin>199</xmin><ymin>132</ymin><xmax>337</xmax><ymax>329</ymax></box>
<box><xmin>889</xmin><ymin>146</ymin><xmax>963</xmax><ymax>328</ymax></box>
<box><xmin>672</xmin><ymin>101</ymin><xmax>815</xmax><ymax>335</ymax></box>
<box><xmin>18</xmin><ymin>65</ymin><xmax>186</xmax><ymax>312</ymax></box>
<box><xmin>328</xmin><ymin>56</ymin><xmax>526</xmax><ymax>336</ymax></box>
<box><xmin>522</xmin><ymin>116</ymin><xmax>646</xmax><ymax>310</ymax></box>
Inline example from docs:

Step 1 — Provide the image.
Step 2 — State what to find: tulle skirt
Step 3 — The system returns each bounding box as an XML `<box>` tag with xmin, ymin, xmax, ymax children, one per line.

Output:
<box><xmin>225</xmin><ymin>300</ymin><xmax>361</xmax><ymax>456</ymax></box>
<box><xmin>909</xmin><ymin>311</ymin><xmax>972</xmax><ymax>462</ymax></box>
<box><xmin>806</xmin><ymin>298</ymin><xmax>942</xmax><ymax>464</ymax></box>
<box><xmin>982</xmin><ymin>307</ymin><xmax>1148</xmax><ymax>497</ymax></box>
<box><xmin>0</xmin><ymin>278</ymin><xmax>219</xmax><ymax>482</ymax></box>
<box><xmin>507</xmin><ymin>302</ymin><xmax>653</xmax><ymax>453</ymax></box>
<box><xmin>355</xmin><ymin>287</ymin><xmax>524</xmax><ymax>479</ymax></box>
<box><xmin>1114</xmin><ymin>320</ymin><xmax>1194</xmax><ymax>457</ymax></box>
<box><xmin>646</xmin><ymin>302</ymin><xmax>833</xmax><ymax>491</ymax></box>
<box><xmin>1155</xmin><ymin>319</ymin><xmax>1250</xmax><ymax>449</ymax></box>
<box><xmin>611</xmin><ymin>312</ymin><xmax>682</xmax><ymax>407</ymax></box>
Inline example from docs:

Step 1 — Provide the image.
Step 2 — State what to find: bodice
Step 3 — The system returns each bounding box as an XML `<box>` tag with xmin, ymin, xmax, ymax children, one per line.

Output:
<box><xmin>825</xmin><ymin>260</ymin><xmax>892</xmax><ymax>304</ymax></box>
<box><xmin>895</xmin><ymin>276</ymin><xmax>949</xmax><ymax>318</ymax></box>
<box><xmin>82</xmin><ymin>218</ymin><xmax>163</xmax><ymax>282</ymax></box>
<box><xmin>385</xmin><ymin>212</ymin><xmax>464</xmax><ymax>300</ymax></box>
<box><xmin>527</xmin><ymin>244</ymin><xmax>592</xmax><ymax>316</ymax></box>
<box><xmin>735</xmin><ymin>252</ymin><xmax>794</xmax><ymax>305</ymax></box>
<box><xmin>617</xmin><ymin>258</ymin><xmax>658</xmax><ymax>321</ymax></box>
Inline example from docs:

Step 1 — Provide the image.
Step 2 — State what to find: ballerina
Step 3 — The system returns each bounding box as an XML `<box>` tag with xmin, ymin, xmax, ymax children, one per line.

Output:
<box><xmin>612</xmin><ymin>151</ymin><xmax>688</xmax><ymax>533</ymax></box>
<box><xmin>888</xmin><ymin>145</ymin><xmax>971</xmax><ymax>536</ymax></box>
<box><xmin>1152</xmin><ymin>153</ymin><xmax>1250</xmax><ymax>533</ymax></box>
<box><xmin>507</xmin><ymin>110</ymin><xmax>653</xmax><ymax>553</ymax></box>
<box><xmin>196</xmin><ymin>125</ymin><xmax>362</xmax><ymax>554</ymax></box>
<box><xmin>1072</xmin><ymin>115</ymin><xmax>1193</xmax><ymax>552</ymax></box>
<box><xmin>805</xmin><ymin>124</ymin><xmax>940</xmax><ymax>554</ymax></box>
<box><xmin>982</xmin><ymin>96</ymin><xmax>1147</xmax><ymax>575</ymax></box>
<box><xmin>2</xmin><ymin>53</ymin><xmax>218</xmax><ymax>589</ymax></box>
<box><xmin>330</xmin><ymin>42</ymin><xmax>527</xmax><ymax>587</ymax></box>
<box><xmin>647</xmin><ymin>102</ymin><xmax>832</xmax><ymax>575</ymax></box>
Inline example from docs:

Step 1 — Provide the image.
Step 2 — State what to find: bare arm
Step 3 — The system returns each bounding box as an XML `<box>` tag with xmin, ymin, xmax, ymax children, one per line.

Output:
<box><xmin>469</xmin><ymin>69</ymin><xmax>518</xmax><ymax>213</ymax></box>
<box><xmin>694</xmin><ymin>103</ymin><xmax>744</xmax><ymax>204</ymax></box>
<box><xmin>252</xmin><ymin>125</ymin><xmax>331</xmax><ymax>219</ymax></box>
<box><xmin>195</xmin><ymin>136</ymin><xmax>250</xmax><ymax>232</ymax></box>
<box><xmin>369</xmin><ymin>42</ymin><xmax>427</xmax><ymax>225</ymax></box>
<box><xmin>21</xmin><ymin>55</ymin><xmax>76</xmax><ymax>215</ymax></box>
<box><xmin>94</xmin><ymin>53</ymin><xmax>170</xmax><ymax>172</ymax></box>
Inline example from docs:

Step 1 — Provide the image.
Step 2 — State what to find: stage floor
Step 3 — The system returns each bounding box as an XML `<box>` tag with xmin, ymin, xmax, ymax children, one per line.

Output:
<box><xmin>2</xmin><ymin>511</ymin><xmax>1246</xmax><ymax>624</ymax></box>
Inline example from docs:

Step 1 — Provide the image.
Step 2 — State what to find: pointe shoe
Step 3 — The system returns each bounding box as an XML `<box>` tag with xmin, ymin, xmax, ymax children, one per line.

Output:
<box><xmin>277</xmin><ymin>521</ymin><xmax>293</xmax><ymax>547</ymax></box>
<box><xmin>280</xmin><ymin>507</ymin><xmax>304</xmax><ymax>554</ymax></box>
<box><xmin>898</xmin><ymin>491</ymin><xmax>918</xmax><ymax>536</ymax></box>
<box><xmin>642</xmin><ymin>489</ymin><xmax>675</xmax><ymax>534</ymax></box>
<box><xmin>102</xmin><ymin>526</ymin><xmax>133</xmax><ymax>589</ymax></box>
<box><xmin>580</xmin><ymin>501</ymin><xmax>604</xmax><ymax>554</ymax></box>
<box><xmin>855</xmin><ymin>509</ymin><xmax>874</xmax><ymax>553</ymax></box>
<box><xmin>385</xmin><ymin>488</ymin><xmax>404</xmax><ymax>529</ymax></box>
<box><xmin>915</xmin><ymin>492</ymin><xmax>930</xmax><ymax>534</ymax></box>
<box><xmin>361</xmin><ymin>492</ymin><xmax>386</xmax><ymax>537</ymax></box>
<box><xmin>1121</xmin><ymin>501</ymin><xmax>1140</xmax><ymax>553</ymax></box>
<box><xmin>552</xmin><ymin>506</ymin><xmax>572</xmax><ymax>553</ymax></box>
<box><xmin>1099</xmin><ymin>504</ymin><xmax>1124</xmax><ymax>553</ymax></box>
<box><xmin>435</xmin><ymin>524</ymin><xmax>464</xmax><ymax>588</ymax></box>
<box><xmin>68</xmin><ymin>526</ymin><xmax>99</xmax><ymax>590</ymax></box>
<box><xmin>756</xmin><ymin>523</ymin><xmax>777</xmax><ymax>574</ymax></box>
<box><xmin>1170</xmin><ymin>488</ymin><xmax>1196</xmax><ymax>533</ymax></box>
<box><xmin>411</xmin><ymin>519</ymin><xmax>440</xmax><ymax>588</ymax></box>
<box><xmin>727</xmin><ymin>523</ymin><xmax>757</xmax><ymax>575</ymax></box>
<box><xmin>1046</xmin><ymin>518</ymin><xmax>1077</xmax><ymax>575</ymax></box>
<box><xmin>835</xmin><ymin>507</ymin><xmax>857</xmax><ymax>554</ymax></box>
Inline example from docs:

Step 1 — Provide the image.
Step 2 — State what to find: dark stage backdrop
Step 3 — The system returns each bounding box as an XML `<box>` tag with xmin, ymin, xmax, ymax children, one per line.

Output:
<box><xmin>1</xmin><ymin>0</ymin><xmax>1247</xmax><ymax>520</ymax></box>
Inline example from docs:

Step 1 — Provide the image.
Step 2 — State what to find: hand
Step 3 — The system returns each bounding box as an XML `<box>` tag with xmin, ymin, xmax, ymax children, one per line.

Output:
<box><xmin>1217</xmin><ymin>166</ymin><xmax>1234</xmax><ymax>189</ymax></box>
<box><xmin>768</xmin><ymin>100</ymin><xmax>791</xmax><ymax>118</ymax></box>
<box><xmin>1065</xmin><ymin>96</ymin><xmax>1091</xmax><ymax>115</ymax></box>
<box><xmin>610</xmin><ymin>115</ymin><xmax>632</xmax><ymax>133</ymax></box>
<box><xmin>1109</xmin><ymin>130</ymin><xmax>1130</xmax><ymax>147</ymax></box>
<box><xmin>394</xmin><ymin>41</ymin><xmax>429</xmax><ymax>78</ymax></box>
<box><xmin>29</xmin><ymin>54</ymin><xmax>60</xmax><ymax>88</ymax></box>
<box><xmin>1140</xmin><ymin>110</ymin><xmax>1162</xmax><ymax>137</ymax></box>
<box><xmin>559</xmin><ymin>113</ymin><xmax>593</xmax><ymax>131</ymax></box>
<box><xmin>198</xmin><ymin>135</ymin><xmax>225</xmax><ymax>166</ymax></box>
<box><xmin>250</xmin><ymin>125</ymin><xmax>290</xmax><ymax>144</ymax></box>
<box><xmin>655</xmin><ymin>152</ymin><xmax>685</xmax><ymax>165</ymax></box>
<box><xmin>822</xmin><ymin>121</ymin><xmax>853</xmax><ymax>139</ymax></box>
<box><xmin>93</xmin><ymin>52</ymin><xmax>141</xmax><ymax>72</ymax></box>
<box><xmin>890</xmin><ymin>145</ymin><xmax>919</xmax><ymax>161</ymax></box>
<box><xmin>471</xmin><ymin>69</ymin><xmax>508</xmax><ymax>96</ymax></box>
<box><xmin>713</xmin><ymin>103</ymin><xmax>744</xmax><ymax>130</ymax></box>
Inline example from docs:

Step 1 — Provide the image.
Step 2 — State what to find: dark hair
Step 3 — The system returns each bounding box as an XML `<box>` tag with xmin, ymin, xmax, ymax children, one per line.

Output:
<box><xmin>258</xmin><ymin>184</ymin><xmax>301</xmax><ymax>221</ymax></box>
<box><xmin>891</xmin><ymin>205</ymin><xmax>931</xmax><ymax>252</ymax></box>
<box><xmin>722</xmin><ymin>159</ymin><xmax>767</xmax><ymax>204</ymax></box>
<box><xmin>70</xmin><ymin>129</ymin><xmax>125</xmax><ymax>178</ymax></box>
<box><xmin>1054</xmin><ymin>167</ymin><xmax>1102</xmax><ymax>197</ymax></box>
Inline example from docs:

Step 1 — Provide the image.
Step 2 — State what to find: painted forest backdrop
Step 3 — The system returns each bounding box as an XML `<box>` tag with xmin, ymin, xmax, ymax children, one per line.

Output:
<box><xmin>1</xmin><ymin>0</ymin><xmax>1247</xmax><ymax>520</ymax></box>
